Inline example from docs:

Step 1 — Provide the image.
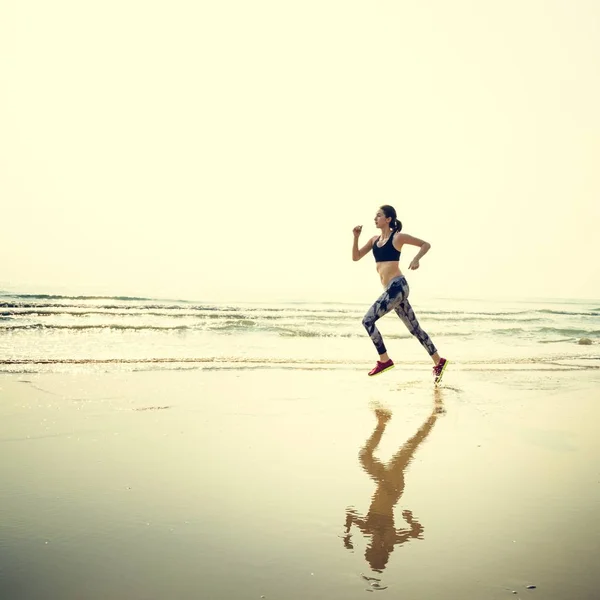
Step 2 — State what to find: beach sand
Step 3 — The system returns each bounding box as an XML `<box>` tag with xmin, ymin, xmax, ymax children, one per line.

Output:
<box><xmin>1</xmin><ymin>363</ymin><xmax>599</xmax><ymax>599</ymax></box>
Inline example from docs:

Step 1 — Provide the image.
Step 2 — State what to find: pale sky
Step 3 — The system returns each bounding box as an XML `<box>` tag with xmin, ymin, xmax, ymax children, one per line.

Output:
<box><xmin>2</xmin><ymin>1</ymin><xmax>599</xmax><ymax>303</ymax></box>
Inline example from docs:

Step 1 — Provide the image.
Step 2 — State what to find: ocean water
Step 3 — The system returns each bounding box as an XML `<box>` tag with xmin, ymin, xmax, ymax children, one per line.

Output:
<box><xmin>1</xmin><ymin>292</ymin><xmax>598</xmax><ymax>374</ymax></box>
<box><xmin>2</xmin><ymin>292</ymin><xmax>600</xmax><ymax>600</ymax></box>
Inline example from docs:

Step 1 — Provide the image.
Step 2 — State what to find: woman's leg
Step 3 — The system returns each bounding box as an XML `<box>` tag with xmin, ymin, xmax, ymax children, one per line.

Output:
<box><xmin>362</xmin><ymin>279</ymin><xmax>406</xmax><ymax>360</ymax></box>
<box><xmin>393</xmin><ymin>297</ymin><xmax>439</xmax><ymax>363</ymax></box>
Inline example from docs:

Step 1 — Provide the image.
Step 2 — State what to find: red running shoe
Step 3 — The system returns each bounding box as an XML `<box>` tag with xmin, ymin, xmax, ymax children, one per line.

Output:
<box><xmin>368</xmin><ymin>359</ymin><xmax>395</xmax><ymax>377</ymax></box>
<box><xmin>432</xmin><ymin>358</ymin><xmax>448</xmax><ymax>385</ymax></box>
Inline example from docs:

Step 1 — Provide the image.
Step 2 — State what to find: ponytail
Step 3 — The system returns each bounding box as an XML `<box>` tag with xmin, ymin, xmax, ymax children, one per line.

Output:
<box><xmin>380</xmin><ymin>204</ymin><xmax>402</xmax><ymax>232</ymax></box>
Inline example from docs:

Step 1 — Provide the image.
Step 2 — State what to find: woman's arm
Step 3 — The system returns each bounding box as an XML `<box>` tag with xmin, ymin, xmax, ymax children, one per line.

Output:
<box><xmin>352</xmin><ymin>227</ymin><xmax>376</xmax><ymax>261</ymax></box>
<box><xmin>393</xmin><ymin>233</ymin><xmax>431</xmax><ymax>270</ymax></box>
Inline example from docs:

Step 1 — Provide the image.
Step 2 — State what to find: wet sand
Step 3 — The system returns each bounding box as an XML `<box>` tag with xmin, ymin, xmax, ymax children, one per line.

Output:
<box><xmin>1</xmin><ymin>364</ymin><xmax>599</xmax><ymax>599</ymax></box>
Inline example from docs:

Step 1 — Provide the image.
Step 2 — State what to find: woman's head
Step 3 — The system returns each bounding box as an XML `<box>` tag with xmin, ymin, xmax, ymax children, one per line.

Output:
<box><xmin>375</xmin><ymin>205</ymin><xmax>402</xmax><ymax>232</ymax></box>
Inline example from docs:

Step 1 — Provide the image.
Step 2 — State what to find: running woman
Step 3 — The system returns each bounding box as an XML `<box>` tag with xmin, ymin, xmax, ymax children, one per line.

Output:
<box><xmin>352</xmin><ymin>205</ymin><xmax>448</xmax><ymax>382</ymax></box>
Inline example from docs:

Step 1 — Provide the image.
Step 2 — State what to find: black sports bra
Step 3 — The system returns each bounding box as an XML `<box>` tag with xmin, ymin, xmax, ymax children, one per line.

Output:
<box><xmin>372</xmin><ymin>234</ymin><xmax>401</xmax><ymax>262</ymax></box>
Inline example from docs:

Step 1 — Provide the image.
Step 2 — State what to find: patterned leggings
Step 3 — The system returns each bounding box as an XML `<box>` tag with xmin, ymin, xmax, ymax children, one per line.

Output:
<box><xmin>362</xmin><ymin>276</ymin><xmax>437</xmax><ymax>357</ymax></box>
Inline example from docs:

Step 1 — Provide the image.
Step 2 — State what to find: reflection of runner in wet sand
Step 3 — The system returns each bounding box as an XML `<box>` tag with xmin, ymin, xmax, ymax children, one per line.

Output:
<box><xmin>343</xmin><ymin>390</ymin><xmax>444</xmax><ymax>573</ymax></box>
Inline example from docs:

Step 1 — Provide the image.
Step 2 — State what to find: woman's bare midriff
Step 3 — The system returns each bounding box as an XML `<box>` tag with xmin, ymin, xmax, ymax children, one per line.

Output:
<box><xmin>376</xmin><ymin>261</ymin><xmax>403</xmax><ymax>287</ymax></box>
